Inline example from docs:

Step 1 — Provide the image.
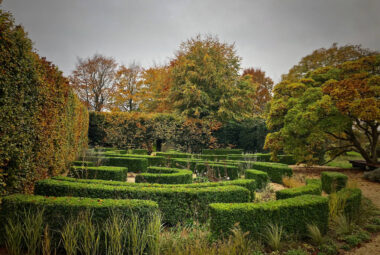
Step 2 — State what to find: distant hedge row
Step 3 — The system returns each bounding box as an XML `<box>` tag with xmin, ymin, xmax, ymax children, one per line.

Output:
<box><xmin>69</xmin><ymin>166</ymin><xmax>128</xmax><ymax>181</ymax></box>
<box><xmin>135</xmin><ymin>167</ymin><xmax>193</xmax><ymax>184</ymax></box>
<box><xmin>249</xmin><ymin>162</ymin><xmax>293</xmax><ymax>183</ymax></box>
<box><xmin>276</xmin><ymin>179</ymin><xmax>322</xmax><ymax>199</ymax></box>
<box><xmin>34</xmin><ymin>178</ymin><xmax>251</xmax><ymax>225</ymax></box>
<box><xmin>0</xmin><ymin>9</ymin><xmax>88</xmax><ymax>195</ymax></box>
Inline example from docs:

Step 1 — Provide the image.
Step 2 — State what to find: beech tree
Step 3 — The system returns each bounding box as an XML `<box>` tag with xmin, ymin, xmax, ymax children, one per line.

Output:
<box><xmin>110</xmin><ymin>63</ymin><xmax>143</xmax><ymax>112</ymax></box>
<box><xmin>169</xmin><ymin>35</ymin><xmax>257</xmax><ymax>121</ymax></box>
<box><xmin>282</xmin><ymin>43</ymin><xmax>377</xmax><ymax>82</ymax></box>
<box><xmin>242</xmin><ymin>68</ymin><xmax>274</xmax><ymax>115</ymax></box>
<box><xmin>70</xmin><ymin>54</ymin><xmax>117</xmax><ymax>111</ymax></box>
<box><xmin>265</xmin><ymin>55</ymin><xmax>380</xmax><ymax>165</ymax></box>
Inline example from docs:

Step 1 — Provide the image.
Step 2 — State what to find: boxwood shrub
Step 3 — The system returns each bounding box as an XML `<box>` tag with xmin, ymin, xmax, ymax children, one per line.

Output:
<box><xmin>209</xmin><ymin>195</ymin><xmax>329</xmax><ymax>238</ymax></box>
<box><xmin>170</xmin><ymin>158</ymin><xmax>204</xmax><ymax>171</ymax></box>
<box><xmin>135</xmin><ymin>167</ymin><xmax>193</xmax><ymax>184</ymax></box>
<box><xmin>195</xmin><ymin>163</ymin><xmax>239</xmax><ymax>180</ymax></box>
<box><xmin>51</xmin><ymin>176</ymin><xmax>257</xmax><ymax>200</ymax></box>
<box><xmin>321</xmin><ymin>171</ymin><xmax>348</xmax><ymax>194</ymax></box>
<box><xmin>276</xmin><ymin>179</ymin><xmax>322</xmax><ymax>199</ymax></box>
<box><xmin>227</xmin><ymin>153</ymin><xmax>271</xmax><ymax>161</ymax></box>
<box><xmin>155</xmin><ymin>152</ymin><xmax>192</xmax><ymax>159</ymax></box>
<box><xmin>34</xmin><ymin>179</ymin><xmax>250</xmax><ymax>225</ymax></box>
<box><xmin>131</xmin><ymin>149</ymin><xmax>148</xmax><ymax>155</ymax></box>
<box><xmin>103</xmin><ymin>152</ymin><xmax>166</xmax><ymax>167</ymax></box>
<box><xmin>104</xmin><ymin>157</ymin><xmax>148</xmax><ymax>172</ymax></box>
<box><xmin>245</xmin><ymin>169</ymin><xmax>269</xmax><ymax>189</ymax></box>
<box><xmin>69</xmin><ymin>166</ymin><xmax>128</xmax><ymax>181</ymax></box>
<box><xmin>249</xmin><ymin>162</ymin><xmax>292</xmax><ymax>183</ymax></box>
<box><xmin>332</xmin><ymin>188</ymin><xmax>362</xmax><ymax>219</ymax></box>
<box><xmin>200</xmin><ymin>155</ymin><xmax>227</xmax><ymax>161</ymax></box>
<box><xmin>0</xmin><ymin>194</ymin><xmax>158</xmax><ymax>243</ymax></box>
<box><xmin>202</xmin><ymin>149</ymin><xmax>242</xmax><ymax>155</ymax></box>
<box><xmin>72</xmin><ymin>161</ymin><xmax>95</xmax><ymax>167</ymax></box>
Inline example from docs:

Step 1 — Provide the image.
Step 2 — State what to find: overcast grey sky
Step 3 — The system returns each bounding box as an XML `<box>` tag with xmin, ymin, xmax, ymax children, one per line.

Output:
<box><xmin>2</xmin><ymin>0</ymin><xmax>380</xmax><ymax>82</ymax></box>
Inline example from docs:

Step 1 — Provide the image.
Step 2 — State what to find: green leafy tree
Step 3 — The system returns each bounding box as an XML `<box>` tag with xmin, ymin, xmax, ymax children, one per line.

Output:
<box><xmin>169</xmin><ymin>34</ymin><xmax>257</xmax><ymax>121</ymax></box>
<box><xmin>265</xmin><ymin>55</ymin><xmax>380</xmax><ymax>165</ymax></box>
<box><xmin>282</xmin><ymin>43</ymin><xmax>378</xmax><ymax>82</ymax></box>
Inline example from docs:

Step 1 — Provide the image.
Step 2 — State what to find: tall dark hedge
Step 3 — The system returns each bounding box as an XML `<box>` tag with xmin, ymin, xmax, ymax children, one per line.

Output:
<box><xmin>0</xmin><ymin>8</ymin><xmax>88</xmax><ymax>195</ymax></box>
<box><xmin>213</xmin><ymin>117</ymin><xmax>268</xmax><ymax>153</ymax></box>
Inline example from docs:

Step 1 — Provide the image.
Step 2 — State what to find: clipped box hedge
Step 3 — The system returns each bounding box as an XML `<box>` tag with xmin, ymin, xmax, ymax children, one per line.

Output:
<box><xmin>51</xmin><ymin>176</ymin><xmax>257</xmax><ymax>200</ymax></box>
<box><xmin>276</xmin><ymin>179</ymin><xmax>322</xmax><ymax>200</ymax></box>
<box><xmin>210</xmin><ymin>195</ymin><xmax>329</xmax><ymax>238</ymax></box>
<box><xmin>69</xmin><ymin>165</ymin><xmax>128</xmax><ymax>181</ymax></box>
<box><xmin>103</xmin><ymin>157</ymin><xmax>148</xmax><ymax>172</ymax></box>
<box><xmin>250</xmin><ymin>162</ymin><xmax>292</xmax><ymax>183</ymax></box>
<box><xmin>227</xmin><ymin>153</ymin><xmax>271</xmax><ymax>161</ymax></box>
<box><xmin>0</xmin><ymin>194</ymin><xmax>158</xmax><ymax>242</ymax></box>
<box><xmin>131</xmin><ymin>149</ymin><xmax>148</xmax><ymax>155</ymax></box>
<box><xmin>34</xmin><ymin>179</ymin><xmax>250</xmax><ymax>225</ymax></box>
<box><xmin>155</xmin><ymin>152</ymin><xmax>192</xmax><ymax>159</ymax></box>
<box><xmin>245</xmin><ymin>169</ymin><xmax>269</xmax><ymax>190</ymax></box>
<box><xmin>202</xmin><ymin>149</ymin><xmax>242</xmax><ymax>155</ymax></box>
<box><xmin>195</xmin><ymin>163</ymin><xmax>239</xmax><ymax>180</ymax></box>
<box><xmin>321</xmin><ymin>171</ymin><xmax>348</xmax><ymax>194</ymax></box>
<box><xmin>72</xmin><ymin>161</ymin><xmax>95</xmax><ymax>167</ymax></box>
<box><xmin>332</xmin><ymin>188</ymin><xmax>362</xmax><ymax>219</ymax></box>
<box><xmin>135</xmin><ymin>167</ymin><xmax>193</xmax><ymax>184</ymax></box>
<box><xmin>170</xmin><ymin>158</ymin><xmax>204</xmax><ymax>171</ymax></box>
<box><xmin>200</xmin><ymin>155</ymin><xmax>228</xmax><ymax>161</ymax></box>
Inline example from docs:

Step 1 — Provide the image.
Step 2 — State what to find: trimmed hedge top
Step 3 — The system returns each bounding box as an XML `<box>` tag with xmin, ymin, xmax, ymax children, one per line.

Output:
<box><xmin>249</xmin><ymin>162</ymin><xmax>292</xmax><ymax>184</ymax></box>
<box><xmin>245</xmin><ymin>169</ymin><xmax>269</xmax><ymax>190</ymax></box>
<box><xmin>276</xmin><ymin>179</ymin><xmax>322</xmax><ymax>199</ymax></box>
<box><xmin>155</xmin><ymin>152</ymin><xmax>192</xmax><ymax>159</ymax></box>
<box><xmin>202</xmin><ymin>149</ymin><xmax>242</xmax><ymax>155</ymax></box>
<box><xmin>135</xmin><ymin>167</ymin><xmax>193</xmax><ymax>184</ymax></box>
<box><xmin>34</xmin><ymin>178</ymin><xmax>251</xmax><ymax>225</ymax></box>
<box><xmin>209</xmin><ymin>195</ymin><xmax>329</xmax><ymax>238</ymax></box>
<box><xmin>321</xmin><ymin>171</ymin><xmax>348</xmax><ymax>194</ymax></box>
<box><xmin>69</xmin><ymin>165</ymin><xmax>128</xmax><ymax>181</ymax></box>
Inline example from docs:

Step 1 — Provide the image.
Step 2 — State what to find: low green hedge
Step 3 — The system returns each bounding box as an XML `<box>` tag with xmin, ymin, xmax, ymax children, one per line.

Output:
<box><xmin>0</xmin><ymin>194</ymin><xmax>158</xmax><ymax>243</ymax></box>
<box><xmin>170</xmin><ymin>158</ymin><xmax>204</xmax><ymax>171</ymax></box>
<box><xmin>131</xmin><ymin>149</ymin><xmax>148</xmax><ymax>155</ymax></box>
<box><xmin>51</xmin><ymin>176</ymin><xmax>257</xmax><ymax>200</ymax></box>
<box><xmin>69</xmin><ymin>166</ymin><xmax>128</xmax><ymax>181</ymax></box>
<box><xmin>200</xmin><ymin>155</ymin><xmax>228</xmax><ymax>161</ymax></box>
<box><xmin>195</xmin><ymin>163</ymin><xmax>239</xmax><ymax>180</ymax></box>
<box><xmin>202</xmin><ymin>149</ymin><xmax>242</xmax><ymax>155</ymax></box>
<box><xmin>331</xmin><ymin>188</ymin><xmax>362</xmax><ymax>219</ymax></box>
<box><xmin>245</xmin><ymin>169</ymin><xmax>269</xmax><ymax>189</ymax></box>
<box><xmin>155</xmin><ymin>152</ymin><xmax>192</xmax><ymax>159</ymax></box>
<box><xmin>135</xmin><ymin>167</ymin><xmax>193</xmax><ymax>184</ymax></box>
<box><xmin>104</xmin><ymin>157</ymin><xmax>148</xmax><ymax>172</ymax></box>
<box><xmin>321</xmin><ymin>171</ymin><xmax>348</xmax><ymax>194</ymax></box>
<box><xmin>249</xmin><ymin>162</ymin><xmax>292</xmax><ymax>184</ymax></box>
<box><xmin>227</xmin><ymin>153</ymin><xmax>271</xmax><ymax>161</ymax></box>
<box><xmin>72</xmin><ymin>161</ymin><xmax>96</xmax><ymax>167</ymax></box>
<box><xmin>209</xmin><ymin>195</ymin><xmax>329</xmax><ymax>238</ymax></box>
<box><xmin>34</xmin><ymin>179</ymin><xmax>250</xmax><ymax>225</ymax></box>
<box><xmin>276</xmin><ymin>179</ymin><xmax>322</xmax><ymax>199</ymax></box>
<box><xmin>103</xmin><ymin>152</ymin><xmax>166</xmax><ymax>167</ymax></box>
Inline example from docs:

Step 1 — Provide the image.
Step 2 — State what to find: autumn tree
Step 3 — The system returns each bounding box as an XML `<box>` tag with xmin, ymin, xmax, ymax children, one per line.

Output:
<box><xmin>140</xmin><ymin>65</ymin><xmax>173</xmax><ymax>113</ymax></box>
<box><xmin>110</xmin><ymin>62</ymin><xmax>143</xmax><ymax>112</ymax></box>
<box><xmin>169</xmin><ymin>34</ymin><xmax>257</xmax><ymax>121</ymax></box>
<box><xmin>242</xmin><ymin>68</ymin><xmax>274</xmax><ymax>115</ymax></box>
<box><xmin>265</xmin><ymin>55</ymin><xmax>380</xmax><ymax>165</ymax></box>
<box><xmin>70</xmin><ymin>54</ymin><xmax>117</xmax><ymax>111</ymax></box>
<box><xmin>282</xmin><ymin>43</ymin><xmax>378</xmax><ymax>82</ymax></box>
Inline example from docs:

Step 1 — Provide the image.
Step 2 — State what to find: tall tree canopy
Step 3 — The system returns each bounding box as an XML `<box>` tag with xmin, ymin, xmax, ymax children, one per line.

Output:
<box><xmin>110</xmin><ymin>63</ymin><xmax>143</xmax><ymax>112</ymax></box>
<box><xmin>70</xmin><ymin>54</ymin><xmax>117</xmax><ymax>111</ymax></box>
<box><xmin>265</xmin><ymin>55</ymin><xmax>380</xmax><ymax>164</ymax></box>
<box><xmin>282</xmin><ymin>43</ymin><xmax>378</xmax><ymax>82</ymax></box>
<box><xmin>242</xmin><ymin>68</ymin><xmax>274</xmax><ymax>115</ymax></box>
<box><xmin>169</xmin><ymin>35</ymin><xmax>257</xmax><ymax>121</ymax></box>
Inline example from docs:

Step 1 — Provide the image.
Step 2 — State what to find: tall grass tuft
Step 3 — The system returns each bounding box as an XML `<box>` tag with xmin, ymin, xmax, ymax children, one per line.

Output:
<box><xmin>334</xmin><ymin>214</ymin><xmax>354</xmax><ymax>235</ymax></box>
<box><xmin>4</xmin><ymin>217</ymin><xmax>23</xmax><ymax>255</ymax></box>
<box><xmin>127</xmin><ymin>213</ymin><xmax>148</xmax><ymax>255</ymax></box>
<box><xmin>307</xmin><ymin>224</ymin><xmax>324</xmax><ymax>246</ymax></box>
<box><xmin>282</xmin><ymin>176</ymin><xmax>304</xmax><ymax>188</ymax></box>
<box><xmin>328</xmin><ymin>192</ymin><xmax>348</xmax><ymax>220</ymax></box>
<box><xmin>227</xmin><ymin>223</ymin><xmax>253</xmax><ymax>254</ymax></box>
<box><xmin>77</xmin><ymin>210</ymin><xmax>100</xmax><ymax>255</ymax></box>
<box><xmin>42</xmin><ymin>225</ymin><xmax>51</xmax><ymax>255</ymax></box>
<box><xmin>263</xmin><ymin>223</ymin><xmax>283</xmax><ymax>251</ymax></box>
<box><xmin>22</xmin><ymin>209</ymin><xmax>44</xmax><ymax>255</ymax></box>
<box><xmin>61</xmin><ymin>218</ymin><xmax>79</xmax><ymax>255</ymax></box>
<box><xmin>146</xmin><ymin>212</ymin><xmax>162</xmax><ymax>255</ymax></box>
<box><xmin>104</xmin><ymin>211</ymin><xmax>127</xmax><ymax>255</ymax></box>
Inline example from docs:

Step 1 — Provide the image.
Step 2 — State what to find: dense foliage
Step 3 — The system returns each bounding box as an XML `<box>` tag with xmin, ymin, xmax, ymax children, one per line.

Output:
<box><xmin>265</xmin><ymin>55</ymin><xmax>380</xmax><ymax>164</ymax></box>
<box><xmin>0</xmin><ymin>9</ymin><xmax>88</xmax><ymax>195</ymax></box>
